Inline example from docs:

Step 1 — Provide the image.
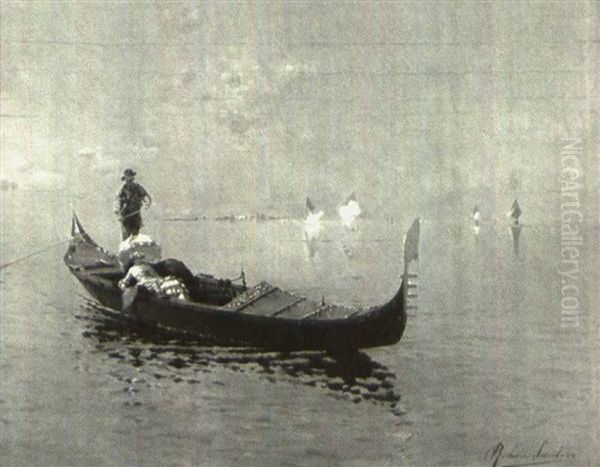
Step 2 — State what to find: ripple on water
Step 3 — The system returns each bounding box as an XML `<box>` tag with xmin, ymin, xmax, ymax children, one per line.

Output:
<box><xmin>76</xmin><ymin>300</ymin><xmax>407</xmax><ymax>415</ymax></box>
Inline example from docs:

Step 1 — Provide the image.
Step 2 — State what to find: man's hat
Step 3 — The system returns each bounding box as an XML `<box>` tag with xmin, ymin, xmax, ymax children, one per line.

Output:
<box><xmin>121</xmin><ymin>168</ymin><xmax>136</xmax><ymax>180</ymax></box>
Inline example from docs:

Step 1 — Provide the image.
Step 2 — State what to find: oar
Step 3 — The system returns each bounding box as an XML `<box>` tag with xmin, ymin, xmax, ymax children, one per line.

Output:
<box><xmin>118</xmin><ymin>207</ymin><xmax>145</xmax><ymax>221</ymax></box>
<box><xmin>4</xmin><ymin>208</ymin><xmax>145</xmax><ymax>305</ymax></box>
<box><xmin>0</xmin><ymin>230</ymin><xmax>89</xmax><ymax>271</ymax></box>
<box><xmin>0</xmin><ymin>237</ymin><xmax>72</xmax><ymax>270</ymax></box>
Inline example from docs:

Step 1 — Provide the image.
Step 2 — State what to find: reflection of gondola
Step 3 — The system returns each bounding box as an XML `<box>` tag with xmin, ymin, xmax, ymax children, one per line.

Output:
<box><xmin>78</xmin><ymin>300</ymin><xmax>404</xmax><ymax>413</ymax></box>
<box><xmin>66</xmin><ymin>214</ymin><xmax>420</xmax><ymax>352</ymax></box>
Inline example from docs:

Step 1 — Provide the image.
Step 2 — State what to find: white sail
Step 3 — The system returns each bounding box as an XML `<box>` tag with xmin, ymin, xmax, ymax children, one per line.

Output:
<box><xmin>338</xmin><ymin>197</ymin><xmax>361</xmax><ymax>228</ymax></box>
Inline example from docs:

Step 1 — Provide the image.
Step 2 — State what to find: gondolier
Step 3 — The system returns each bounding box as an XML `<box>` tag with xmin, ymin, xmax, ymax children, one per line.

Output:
<box><xmin>114</xmin><ymin>169</ymin><xmax>152</xmax><ymax>240</ymax></box>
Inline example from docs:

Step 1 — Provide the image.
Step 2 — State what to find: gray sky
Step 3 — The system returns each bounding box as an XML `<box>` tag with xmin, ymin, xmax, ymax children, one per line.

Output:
<box><xmin>1</xmin><ymin>1</ymin><xmax>597</xmax><ymax>219</ymax></box>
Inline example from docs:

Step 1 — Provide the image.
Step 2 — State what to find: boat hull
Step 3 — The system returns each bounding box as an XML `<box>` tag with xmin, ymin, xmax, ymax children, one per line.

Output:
<box><xmin>73</xmin><ymin>271</ymin><xmax>405</xmax><ymax>351</ymax></box>
<box><xmin>65</xmin><ymin>213</ymin><xmax>413</xmax><ymax>351</ymax></box>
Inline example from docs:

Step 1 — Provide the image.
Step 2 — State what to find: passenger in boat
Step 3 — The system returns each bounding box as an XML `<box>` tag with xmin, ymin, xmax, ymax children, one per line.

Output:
<box><xmin>114</xmin><ymin>169</ymin><xmax>152</xmax><ymax>240</ymax></box>
<box><xmin>118</xmin><ymin>253</ymin><xmax>189</xmax><ymax>301</ymax></box>
<box><xmin>152</xmin><ymin>258</ymin><xmax>196</xmax><ymax>293</ymax></box>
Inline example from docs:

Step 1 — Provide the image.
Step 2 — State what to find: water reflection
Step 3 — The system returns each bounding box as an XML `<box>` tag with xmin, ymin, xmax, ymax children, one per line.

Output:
<box><xmin>511</xmin><ymin>224</ymin><xmax>522</xmax><ymax>255</ymax></box>
<box><xmin>304</xmin><ymin>198</ymin><xmax>324</xmax><ymax>260</ymax></box>
<box><xmin>304</xmin><ymin>235</ymin><xmax>319</xmax><ymax>260</ymax></box>
<box><xmin>77</xmin><ymin>300</ymin><xmax>404</xmax><ymax>415</ymax></box>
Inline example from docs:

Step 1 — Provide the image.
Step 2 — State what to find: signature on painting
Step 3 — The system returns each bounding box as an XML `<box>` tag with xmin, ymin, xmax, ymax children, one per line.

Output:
<box><xmin>484</xmin><ymin>440</ymin><xmax>576</xmax><ymax>467</ymax></box>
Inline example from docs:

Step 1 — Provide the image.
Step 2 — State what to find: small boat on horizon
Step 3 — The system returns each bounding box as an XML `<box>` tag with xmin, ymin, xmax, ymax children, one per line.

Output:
<box><xmin>472</xmin><ymin>206</ymin><xmax>481</xmax><ymax>236</ymax></box>
<box><xmin>508</xmin><ymin>199</ymin><xmax>522</xmax><ymax>225</ymax></box>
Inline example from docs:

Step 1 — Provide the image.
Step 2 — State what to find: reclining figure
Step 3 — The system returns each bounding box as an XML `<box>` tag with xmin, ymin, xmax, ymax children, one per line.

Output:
<box><xmin>118</xmin><ymin>253</ymin><xmax>189</xmax><ymax>301</ymax></box>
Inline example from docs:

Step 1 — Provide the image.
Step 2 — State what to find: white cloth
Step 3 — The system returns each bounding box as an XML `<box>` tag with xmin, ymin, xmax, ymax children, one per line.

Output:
<box><xmin>122</xmin><ymin>264</ymin><xmax>160</xmax><ymax>286</ymax></box>
<box><xmin>118</xmin><ymin>234</ymin><xmax>162</xmax><ymax>266</ymax></box>
<box><xmin>119</xmin><ymin>264</ymin><xmax>189</xmax><ymax>300</ymax></box>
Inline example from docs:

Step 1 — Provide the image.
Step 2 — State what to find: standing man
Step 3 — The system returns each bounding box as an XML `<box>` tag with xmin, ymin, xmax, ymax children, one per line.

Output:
<box><xmin>114</xmin><ymin>169</ymin><xmax>152</xmax><ymax>240</ymax></box>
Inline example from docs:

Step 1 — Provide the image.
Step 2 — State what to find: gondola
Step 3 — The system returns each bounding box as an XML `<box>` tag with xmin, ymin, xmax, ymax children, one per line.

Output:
<box><xmin>64</xmin><ymin>214</ymin><xmax>419</xmax><ymax>351</ymax></box>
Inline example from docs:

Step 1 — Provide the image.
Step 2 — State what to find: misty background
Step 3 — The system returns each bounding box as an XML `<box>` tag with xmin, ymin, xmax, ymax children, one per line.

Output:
<box><xmin>2</xmin><ymin>3</ymin><xmax>599</xmax><ymax>466</ymax></box>
<box><xmin>1</xmin><ymin>1</ymin><xmax>597</xmax><ymax>222</ymax></box>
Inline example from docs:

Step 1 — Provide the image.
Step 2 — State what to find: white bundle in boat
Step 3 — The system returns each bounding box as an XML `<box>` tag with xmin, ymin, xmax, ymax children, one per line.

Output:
<box><xmin>118</xmin><ymin>234</ymin><xmax>162</xmax><ymax>267</ymax></box>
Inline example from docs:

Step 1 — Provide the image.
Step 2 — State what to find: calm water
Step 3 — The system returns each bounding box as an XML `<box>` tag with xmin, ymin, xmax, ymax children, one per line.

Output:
<box><xmin>2</xmin><ymin>1</ymin><xmax>599</xmax><ymax>465</ymax></box>
<box><xmin>0</xmin><ymin>191</ymin><xmax>598</xmax><ymax>466</ymax></box>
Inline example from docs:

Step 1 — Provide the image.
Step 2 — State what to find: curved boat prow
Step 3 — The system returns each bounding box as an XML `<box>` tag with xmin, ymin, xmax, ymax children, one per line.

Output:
<box><xmin>70</xmin><ymin>212</ymin><xmax>98</xmax><ymax>246</ymax></box>
<box><xmin>368</xmin><ymin>218</ymin><xmax>420</xmax><ymax>347</ymax></box>
<box><xmin>71</xmin><ymin>212</ymin><xmax>84</xmax><ymax>236</ymax></box>
<box><xmin>65</xmin><ymin>213</ymin><xmax>119</xmax><ymax>270</ymax></box>
<box><xmin>403</xmin><ymin>218</ymin><xmax>420</xmax><ymax>271</ymax></box>
<box><xmin>402</xmin><ymin>218</ymin><xmax>420</xmax><ymax>312</ymax></box>
<box><xmin>376</xmin><ymin>218</ymin><xmax>421</xmax><ymax>306</ymax></box>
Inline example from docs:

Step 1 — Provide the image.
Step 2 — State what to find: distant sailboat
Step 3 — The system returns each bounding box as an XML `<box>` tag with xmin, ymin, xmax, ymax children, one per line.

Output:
<box><xmin>472</xmin><ymin>206</ymin><xmax>481</xmax><ymax>226</ymax></box>
<box><xmin>342</xmin><ymin>192</ymin><xmax>357</xmax><ymax>206</ymax></box>
<box><xmin>338</xmin><ymin>192</ymin><xmax>361</xmax><ymax>229</ymax></box>
<box><xmin>508</xmin><ymin>199</ymin><xmax>522</xmax><ymax>225</ymax></box>
<box><xmin>306</xmin><ymin>197</ymin><xmax>317</xmax><ymax>215</ymax></box>
<box><xmin>472</xmin><ymin>206</ymin><xmax>481</xmax><ymax>236</ymax></box>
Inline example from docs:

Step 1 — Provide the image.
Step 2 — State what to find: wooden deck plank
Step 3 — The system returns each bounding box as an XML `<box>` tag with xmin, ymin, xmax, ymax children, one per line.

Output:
<box><xmin>301</xmin><ymin>302</ymin><xmax>358</xmax><ymax>321</ymax></box>
<box><xmin>272</xmin><ymin>299</ymin><xmax>321</xmax><ymax>319</ymax></box>
<box><xmin>221</xmin><ymin>282</ymin><xmax>277</xmax><ymax>311</ymax></box>
<box><xmin>239</xmin><ymin>289</ymin><xmax>306</xmax><ymax>317</ymax></box>
<box><xmin>270</xmin><ymin>297</ymin><xmax>307</xmax><ymax>317</ymax></box>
